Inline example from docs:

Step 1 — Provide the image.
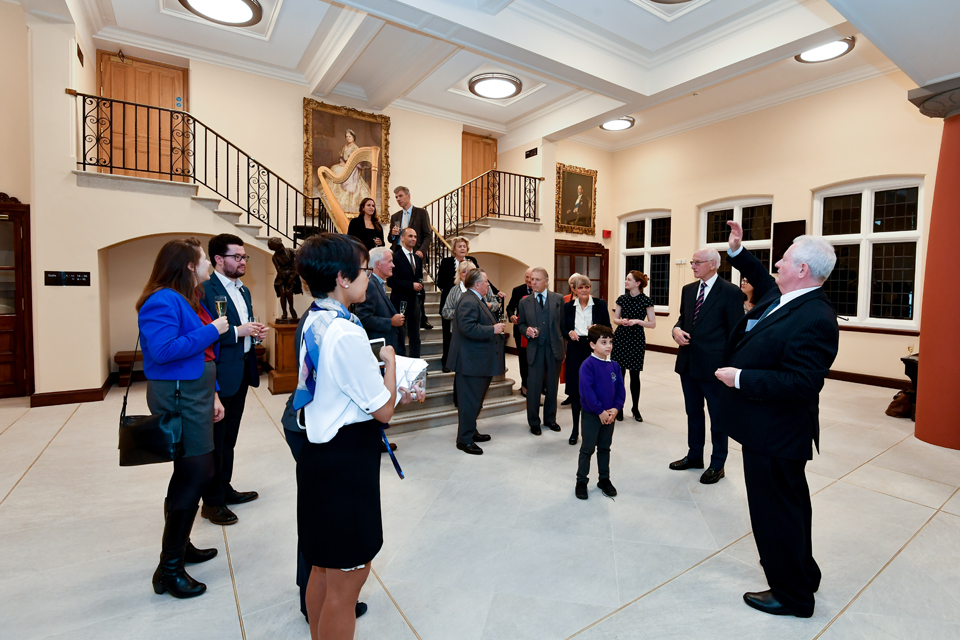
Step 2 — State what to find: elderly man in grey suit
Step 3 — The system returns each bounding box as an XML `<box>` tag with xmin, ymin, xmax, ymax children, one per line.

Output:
<box><xmin>355</xmin><ymin>247</ymin><xmax>405</xmax><ymax>351</ymax></box>
<box><xmin>449</xmin><ymin>269</ymin><xmax>506</xmax><ymax>455</ymax></box>
<box><xmin>518</xmin><ymin>267</ymin><xmax>566</xmax><ymax>435</ymax></box>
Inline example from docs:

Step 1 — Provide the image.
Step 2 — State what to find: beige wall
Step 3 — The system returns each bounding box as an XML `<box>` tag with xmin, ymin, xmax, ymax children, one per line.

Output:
<box><xmin>0</xmin><ymin>3</ymin><xmax>30</xmax><ymax>201</ymax></box>
<box><xmin>603</xmin><ymin>71</ymin><xmax>942</xmax><ymax>379</ymax></box>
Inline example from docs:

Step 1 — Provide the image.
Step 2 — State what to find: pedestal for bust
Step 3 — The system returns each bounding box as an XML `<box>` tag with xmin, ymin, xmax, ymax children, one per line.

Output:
<box><xmin>268</xmin><ymin>322</ymin><xmax>298</xmax><ymax>395</ymax></box>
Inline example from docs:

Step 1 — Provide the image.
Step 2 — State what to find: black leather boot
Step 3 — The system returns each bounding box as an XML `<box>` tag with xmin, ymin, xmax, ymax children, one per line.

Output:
<box><xmin>153</xmin><ymin>505</ymin><xmax>207</xmax><ymax>598</ymax></box>
<box><xmin>165</xmin><ymin>500</ymin><xmax>217</xmax><ymax>563</ymax></box>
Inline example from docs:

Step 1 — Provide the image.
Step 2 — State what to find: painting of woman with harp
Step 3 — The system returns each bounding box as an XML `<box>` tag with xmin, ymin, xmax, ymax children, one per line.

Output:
<box><xmin>303</xmin><ymin>99</ymin><xmax>391</xmax><ymax>232</ymax></box>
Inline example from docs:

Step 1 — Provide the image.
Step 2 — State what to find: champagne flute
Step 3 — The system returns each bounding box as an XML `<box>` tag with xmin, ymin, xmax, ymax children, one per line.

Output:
<box><xmin>251</xmin><ymin>316</ymin><xmax>262</xmax><ymax>345</ymax></box>
<box><xmin>399</xmin><ymin>301</ymin><xmax>407</xmax><ymax>315</ymax></box>
<box><xmin>214</xmin><ymin>296</ymin><xmax>228</xmax><ymax>318</ymax></box>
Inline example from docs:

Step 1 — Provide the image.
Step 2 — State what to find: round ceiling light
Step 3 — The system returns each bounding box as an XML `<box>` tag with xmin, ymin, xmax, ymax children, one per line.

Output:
<box><xmin>178</xmin><ymin>0</ymin><xmax>263</xmax><ymax>27</ymax></box>
<box><xmin>468</xmin><ymin>73</ymin><xmax>522</xmax><ymax>100</ymax></box>
<box><xmin>795</xmin><ymin>37</ymin><xmax>855</xmax><ymax>63</ymax></box>
<box><xmin>599</xmin><ymin>116</ymin><xmax>635</xmax><ymax>131</ymax></box>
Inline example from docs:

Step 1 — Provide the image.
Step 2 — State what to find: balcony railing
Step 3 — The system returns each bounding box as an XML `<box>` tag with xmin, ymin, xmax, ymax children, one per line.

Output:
<box><xmin>73</xmin><ymin>93</ymin><xmax>333</xmax><ymax>244</ymax></box>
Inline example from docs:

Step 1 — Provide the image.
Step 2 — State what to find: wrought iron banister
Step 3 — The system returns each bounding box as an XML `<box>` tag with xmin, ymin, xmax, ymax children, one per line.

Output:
<box><xmin>422</xmin><ymin>169</ymin><xmax>542</xmax><ymax>279</ymax></box>
<box><xmin>74</xmin><ymin>93</ymin><xmax>333</xmax><ymax>244</ymax></box>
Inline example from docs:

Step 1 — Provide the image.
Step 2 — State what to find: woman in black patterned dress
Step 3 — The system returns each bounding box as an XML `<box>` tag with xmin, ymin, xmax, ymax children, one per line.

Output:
<box><xmin>611</xmin><ymin>270</ymin><xmax>656</xmax><ymax>422</ymax></box>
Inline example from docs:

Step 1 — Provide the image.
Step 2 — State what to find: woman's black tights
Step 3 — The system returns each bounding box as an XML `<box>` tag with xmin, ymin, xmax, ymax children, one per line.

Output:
<box><xmin>166</xmin><ymin>452</ymin><xmax>215</xmax><ymax>511</ymax></box>
<box><xmin>620</xmin><ymin>367</ymin><xmax>641</xmax><ymax>412</ymax></box>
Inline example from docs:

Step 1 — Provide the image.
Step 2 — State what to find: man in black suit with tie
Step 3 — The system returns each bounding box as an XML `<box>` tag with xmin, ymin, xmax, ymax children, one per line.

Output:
<box><xmin>200</xmin><ymin>234</ymin><xmax>267</xmax><ymax>526</ymax></box>
<box><xmin>506</xmin><ymin>268</ymin><xmax>533</xmax><ymax>395</ymax></box>
<box><xmin>449</xmin><ymin>269</ymin><xmax>506</xmax><ymax>455</ymax></box>
<box><xmin>387</xmin><ymin>228</ymin><xmax>423</xmax><ymax>357</ymax></box>
<box><xmin>716</xmin><ymin>222</ymin><xmax>839</xmax><ymax>618</ymax></box>
<box><xmin>518</xmin><ymin>267</ymin><xmax>565</xmax><ymax>435</ymax></box>
<box><xmin>388</xmin><ymin>186</ymin><xmax>433</xmax><ymax>330</ymax></box>
<box><xmin>669</xmin><ymin>248</ymin><xmax>743</xmax><ymax>484</ymax></box>
<box><xmin>355</xmin><ymin>247</ymin><xmax>405</xmax><ymax>351</ymax></box>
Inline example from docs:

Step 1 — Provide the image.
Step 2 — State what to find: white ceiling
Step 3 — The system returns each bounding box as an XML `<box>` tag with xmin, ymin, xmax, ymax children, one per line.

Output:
<box><xmin>21</xmin><ymin>0</ymin><xmax>957</xmax><ymax>153</ymax></box>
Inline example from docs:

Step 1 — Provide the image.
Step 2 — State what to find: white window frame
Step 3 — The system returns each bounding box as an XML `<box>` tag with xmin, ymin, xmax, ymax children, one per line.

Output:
<box><xmin>700</xmin><ymin>197</ymin><xmax>773</xmax><ymax>284</ymax></box>
<box><xmin>813</xmin><ymin>177</ymin><xmax>923</xmax><ymax>330</ymax></box>
<box><xmin>620</xmin><ymin>210</ymin><xmax>670</xmax><ymax>312</ymax></box>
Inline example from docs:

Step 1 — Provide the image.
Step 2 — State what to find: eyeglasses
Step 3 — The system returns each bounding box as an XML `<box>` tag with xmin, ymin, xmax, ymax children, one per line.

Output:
<box><xmin>361</xmin><ymin>267</ymin><xmax>374</xmax><ymax>275</ymax></box>
<box><xmin>690</xmin><ymin>260</ymin><xmax>713</xmax><ymax>266</ymax></box>
<box><xmin>223</xmin><ymin>254</ymin><xmax>250</xmax><ymax>262</ymax></box>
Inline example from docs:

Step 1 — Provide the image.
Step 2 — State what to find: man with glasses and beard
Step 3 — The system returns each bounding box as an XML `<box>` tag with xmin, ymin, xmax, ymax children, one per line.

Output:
<box><xmin>200</xmin><ymin>234</ymin><xmax>268</xmax><ymax>526</ymax></box>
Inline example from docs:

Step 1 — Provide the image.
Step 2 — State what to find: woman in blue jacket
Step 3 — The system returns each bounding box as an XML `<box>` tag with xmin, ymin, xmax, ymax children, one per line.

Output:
<box><xmin>136</xmin><ymin>238</ymin><xmax>228</xmax><ymax>599</ymax></box>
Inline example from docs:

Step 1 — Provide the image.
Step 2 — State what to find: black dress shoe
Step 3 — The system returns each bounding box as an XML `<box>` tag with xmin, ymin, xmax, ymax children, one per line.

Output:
<box><xmin>669</xmin><ymin>456</ymin><xmax>705</xmax><ymax>471</ymax></box>
<box><xmin>568</xmin><ymin>436</ymin><xmax>578</xmax><ymax>445</ymax></box>
<box><xmin>597</xmin><ymin>479</ymin><xmax>618</xmax><ymax>498</ymax></box>
<box><xmin>442</xmin><ymin>367</ymin><xmax>451</xmax><ymax>373</ymax></box>
<box><xmin>473</xmin><ymin>432</ymin><xmax>491</xmax><ymax>442</ymax></box>
<box><xmin>632</xmin><ymin>408</ymin><xmax>642</xmax><ymax>422</ymax></box>
<box><xmin>575</xmin><ymin>481</ymin><xmax>588</xmax><ymax>500</ymax></box>
<box><xmin>422</xmin><ymin>323</ymin><xmax>433</xmax><ymax>330</ymax></box>
<box><xmin>616</xmin><ymin>410</ymin><xmax>624</xmax><ymax>421</ymax></box>
<box><xmin>530</xmin><ymin>425</ymin><xmax>542</xmax><ymax>436</ymax></box>
<box><xmin>561</xmin><ymin>397</ymin><xmax>572</xmax><ymax>406</ymax></box>
<box><xmin>700</xmin><ymin>467</ymin><xmax>725</xmax><ymax>484</ymax></box>
<box><xmin>201</xmin><ymin>504</ymin><xmax>238</xmax><ymax>525</ymax></box>
<box><xmin>224</xmin><ymin>490</ymin><xmax>259</xmax><ymax>505</ymax></box>
<box><xmin>457</xmin><ymin>442</ymin><xmax>483</xmax><ymax>455</ymax></box>
<box><xmin>355</xmin><ymin>601</ymin><xmax>368</xmax><ymax>618</ymax></box>
<box><xmin>546</xmin><ymin>423</ymin><xmax>561</xmax><ymax>432</ymax></box>
<box><xmin>743</xmin><ymin>590</ymin><xmax>811</xmax><ymax>618</ymax></box>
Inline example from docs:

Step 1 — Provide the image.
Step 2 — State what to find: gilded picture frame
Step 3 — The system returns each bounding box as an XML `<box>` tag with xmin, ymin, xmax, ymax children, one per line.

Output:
<box><xmin>555</xmin><ymin>163</ymin><xmax>597</xmax><ymax>236</ymax></box>
<box><xmin>303</xmin><ymin>98</ymin><xmax>391</xmax><ymax>223</ymax></box>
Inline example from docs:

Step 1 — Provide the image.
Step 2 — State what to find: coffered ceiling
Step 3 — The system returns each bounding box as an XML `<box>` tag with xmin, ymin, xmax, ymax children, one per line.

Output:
<box><xmin>21</xmin><ymin>0</ymin><xmax>954</xmax><ymax>152</ymax></box>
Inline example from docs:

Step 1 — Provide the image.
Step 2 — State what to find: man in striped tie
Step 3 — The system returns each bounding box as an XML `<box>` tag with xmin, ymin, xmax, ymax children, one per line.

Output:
<box><xmin>669</xmin><ymin>248</ymin><xmax>744</xmax><ymax>484</ymax></box>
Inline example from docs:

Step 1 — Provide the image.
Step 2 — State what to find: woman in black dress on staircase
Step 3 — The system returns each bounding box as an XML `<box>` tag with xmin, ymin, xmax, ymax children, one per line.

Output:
<box><xmin>346</xmin><ymin>197</ymin><xmax>384</xmax><ymax>251</ymax></box>
<box><xmin>611</xmin><ymin>270</ymin><xmax>656</xmax><ymax>422</ymax></box>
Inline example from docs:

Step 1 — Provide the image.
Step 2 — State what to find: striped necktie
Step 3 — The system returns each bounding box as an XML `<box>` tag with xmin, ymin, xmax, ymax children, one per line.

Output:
<box><xmin>693</xmin><ymin>281</ymin><xmax>706</xmax><ymax>324</ymax></box>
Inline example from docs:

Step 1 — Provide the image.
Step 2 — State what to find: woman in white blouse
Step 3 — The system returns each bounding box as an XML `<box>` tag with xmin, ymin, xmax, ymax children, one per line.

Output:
<box><xmin>293</xmin><ymin>233</ymin><xmax>416</xmax><ymax>640</ymax></box>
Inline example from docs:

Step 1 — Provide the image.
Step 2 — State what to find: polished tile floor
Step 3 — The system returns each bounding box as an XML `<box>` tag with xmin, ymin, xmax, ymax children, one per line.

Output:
<box><xmin>2</xmin><ymin>352</ymin><xmax>959</xmax><ymax>640</ymax></box>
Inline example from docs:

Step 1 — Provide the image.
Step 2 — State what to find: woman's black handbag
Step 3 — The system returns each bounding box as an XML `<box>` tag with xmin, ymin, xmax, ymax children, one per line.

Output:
<box><xmin>118</xmin><ymin>334</ymin><xmax>184</xmax><ymax>466</ymax></box>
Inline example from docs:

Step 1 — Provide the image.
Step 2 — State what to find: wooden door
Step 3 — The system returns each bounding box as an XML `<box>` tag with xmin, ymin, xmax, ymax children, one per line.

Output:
<box><xmin>0</xmin><ymin>196</ymin><xmax>33</xmax><ymax>398</ymax></box>
<box><xmin>461</xmin><ymin>133</ymin><xmax>497</xmax><ymax>223</ymax></box>
<box><xmin>554</xmin><ymin>240</ymin><xmax>608</xmax><ymax>302</ymax></box>
<box><xmin>98</xmin><ymin>51</ymin><xmax>189</xmax><ymax>181</ymax></box>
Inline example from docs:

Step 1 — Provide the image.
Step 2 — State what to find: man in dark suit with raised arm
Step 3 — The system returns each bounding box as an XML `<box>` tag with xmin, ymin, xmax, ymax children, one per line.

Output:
<box><xmin>518</xmin><ymin>267</ymin><xmax>565</xmax><ymax>435</ymax></box>
<box><xmin>669</xmin><ymin>247</ymin><xmax>744</xmax><ymax>484</ymax></box>
<box><xmin>449</xmin><ymin>269</ymin><xmax>506</xmax><ymax>455</ymax></box>
<box><xmin>715</xmin><ymin>221</ymin><xmax>839</xmax><ymax>619</ymax></box>
<box><xmin>506</xmin><ymin>268</ymin><xmax>533</xmax><ymax>395</ymax></box>
<box><xmin>355</xmin><ymin>247</ymin><xmax>404</xmax><ymax>351</ymax></box>
<box><xmin>387</xmin><ymin>227</ymin><xmax>423</xmax><ymax>357</ymax></box>
<box><xmin>388</xmin><ymin>186</ymin><xmax>433</xmax><ymax>330</ymax></box>
<box><xmin>200</xmin><ymin>234</ymin><xmax>267</xmax><ymax>526</ymax></box>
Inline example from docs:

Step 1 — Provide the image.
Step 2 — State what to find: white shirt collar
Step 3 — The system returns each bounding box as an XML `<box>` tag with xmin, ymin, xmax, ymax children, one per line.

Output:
<box><xmin>577</xmin><ymin>296</ymin><xmax>594</xmax><ymax>309</ymax></box>
<box><xmin>459</xmin><ymin>282</ymin><xmax>467</xmax><ymax>293</ymax></box>
<box><xmin>590</xmin><ymin>353</ymin><xmax>610</xmax><ymax>362</ymax></box>
<box><xmin>470</xmin><ymin>288</ymin><xmax>483</xmax><ymax>300</ymax></box>
<box><xmin>777</xmin><ymin>285</ymin><xmax>822</xmax><ymax>307</ymax></box>
<box><xmin>700</xmin><ymin>273</ymin><xmax>718</xmax><ymax>289</ymax></box>
<box><xmin>215</xmin><ymin>270</ymin><xmax>242</xmax><ymax>290</ymax></box>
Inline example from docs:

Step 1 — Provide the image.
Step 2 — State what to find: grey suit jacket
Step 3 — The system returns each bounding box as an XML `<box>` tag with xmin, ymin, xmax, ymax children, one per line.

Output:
<box><xmin>448</xmin><ymin>290</ymin><xmax>505</xmax><ymax>378</ymax></box>
<box><xmin>355</xmin><ymin>276</ymin><xmax>401</xmax><ymax>350</ymax></box>
<box><xmin>517</xmin><ymin>290</ymin><xmax>565</xmax><ymax>363</ymax></box>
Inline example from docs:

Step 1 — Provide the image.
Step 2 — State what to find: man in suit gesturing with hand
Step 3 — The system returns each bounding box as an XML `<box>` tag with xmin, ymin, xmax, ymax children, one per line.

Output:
<box><xmin>518</xmin><ymin>267</ymin><xmax>565</xmax><ymax>436</ymax></box>
<box><xmin>670</xmin><ymin>248</ymin><xmax>743</xmax><ymax>484</ymax></box>
<box><xmin>716</xmin><ymin>221</ymin><xmax>839</xmax><ymax>619</ymax></box>
<box><xmin>387</xmin><ymin>228</ymin><xmax>424</xmax><ymax>357</ymax></box>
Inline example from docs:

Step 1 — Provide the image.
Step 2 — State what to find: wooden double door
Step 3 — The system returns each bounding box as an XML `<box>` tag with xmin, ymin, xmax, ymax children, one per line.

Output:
<box><xmin>0</xmin><ymin>196</ymin><xmax>33</xmax><ymax>398</ymax></box>
<box><xmin>554</xmin><ymin>240</ymin><xmax>609</xmax><ymax>302</ymax></box>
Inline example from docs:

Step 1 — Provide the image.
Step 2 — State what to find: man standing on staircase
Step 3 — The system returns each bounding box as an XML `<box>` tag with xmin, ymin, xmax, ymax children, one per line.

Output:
<box><xmin>388</xmin><ymin>228</ymin><xmax>424</xmax><ymax>358</ymax></box>
<box><xmin>388</xmin><ymin>186</ymin><xmax>433</xmax><ymax>331</ymax></box>
<box><xmin>200</xmin><ymin>234</ymin><xmax>268</xmax><ymax>526</ymax></box>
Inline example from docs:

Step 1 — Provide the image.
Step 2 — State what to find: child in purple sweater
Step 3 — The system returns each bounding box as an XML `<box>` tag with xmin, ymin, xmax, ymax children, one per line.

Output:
<box><xmin>576</xmin><ymin>324</ymin><xmax>625</xmax><ymax>500</ymax></box>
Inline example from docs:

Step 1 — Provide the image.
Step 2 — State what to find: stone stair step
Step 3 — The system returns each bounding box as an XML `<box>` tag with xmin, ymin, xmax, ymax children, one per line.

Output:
<box><xmin>215</xmin><ymin>210</ymin><xmax>242</xmax><ymax>224</ymax></box>
<box><xmin>191</xmin><ymin>195</ymin><xmax>221</xmax><ymax>211</ymax></box>
<box><xmin>395</xmin><ymin>379</ymin><xmax>514</xmax><ymax>413</ymax></box>
<box><xmin>235</xmin><ymin>223</ymin><xmax>262</xmax><ymax>235</ymax></box>
<box><xmin>388</xmin><ymin>392</ymin><xmax>526</xmax><ymax>433</ymax></box>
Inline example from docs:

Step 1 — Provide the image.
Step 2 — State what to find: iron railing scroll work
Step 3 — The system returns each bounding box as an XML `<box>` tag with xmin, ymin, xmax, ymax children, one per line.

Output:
<box><xmin>74</xmin><ymin>93</ymin><xmax>333</xmax><ymax>245</ymax></box>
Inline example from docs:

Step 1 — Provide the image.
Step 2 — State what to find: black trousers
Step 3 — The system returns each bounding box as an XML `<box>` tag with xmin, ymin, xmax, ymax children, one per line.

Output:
<box><xmin>283</xmin><ymin>427</ymin><xmax>311</xmax><ymax>620</ymax></box>
<box><xmin>517</xmin><ymin>344</ymin><xmax>528</xmax><ymax>389</ymax></box>
<box><xmin>526</xmin><ymin>347</ymin><xmax>560</xmax><ymax>427</ymax></box>
<box><xmin>397</xmin><ymin>298</ymin><xmax>421</xmax><ymax>358</ymax></box>
<box><xmin>456</xmin><ymin>373</ymin><xmax>491</xmax><ymax>446</ymax></box>
<box><xmin>577</xmin><ymin>412</ymin><xmax>614</xmax><ymax>483</ymax></box>
<box><xmin>565</xmin><ymin>339</ymin><xmax>591</xmax><ymax>440</ymax></box>
<box><xmin>203</xmin><ymin>362</ymin><xmax>250</xmax><ymax>507</ymax></box>
<box><xmin>441</xmin><ymin>318</ymin><xmax>452</xmax><ymax>368</ymax></box>
<box><xmin>742</xmin><ymin>448</ymin><xmax>820</xmax><ymax>616</ymax></box>
<box><xmin>679</xmin><ymin>371</ymin><xmax>728</xmax><ymax>469</ymax></box>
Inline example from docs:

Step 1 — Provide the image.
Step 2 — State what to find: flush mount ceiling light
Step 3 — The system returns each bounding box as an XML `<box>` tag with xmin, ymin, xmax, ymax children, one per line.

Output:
<box><xmin>599</xmin><ymin>116</ymin><xmax>635</xmax><ymax>131</ymax></box>
<box><xmin>468</xmin><ymin>73</ymin><xmax>522</xmax><ymax>100</ymax></box>
<box><xmin>795</xmin><ymin>37</ymin><xmax>856</xmax><ymax>63</ymax></box>
<box><xmin>178</xmin><ymin>0</ymin><xmax>263</xmax><ymax>27</ymax></box>
<box><xmin>648</xmin><ymin>0</ymin><xmax>696</xmax><ymax>3</ymax></box>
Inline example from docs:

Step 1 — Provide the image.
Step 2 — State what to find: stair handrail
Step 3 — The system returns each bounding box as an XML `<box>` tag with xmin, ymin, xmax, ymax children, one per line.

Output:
<box><xmin>73</xmin><ymin>92</ymin><xmax>334</xmax><ymax>244</ymax></box>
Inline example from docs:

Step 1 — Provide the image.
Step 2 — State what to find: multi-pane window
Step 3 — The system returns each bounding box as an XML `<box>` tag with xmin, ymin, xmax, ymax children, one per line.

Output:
<box><xmin>621</xmin><ymin>212</ymin><xmax>671</xmax><ymax>307</ymax></box>
<box><xmin>701</xmin><ymin>198</ymin><xmax>773</xmax><ymax>284</ymax></box>
<box><xmin>815</xmin><ymin>180</ymin><xmax>922</xmax><ymax>327</ymax></box>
